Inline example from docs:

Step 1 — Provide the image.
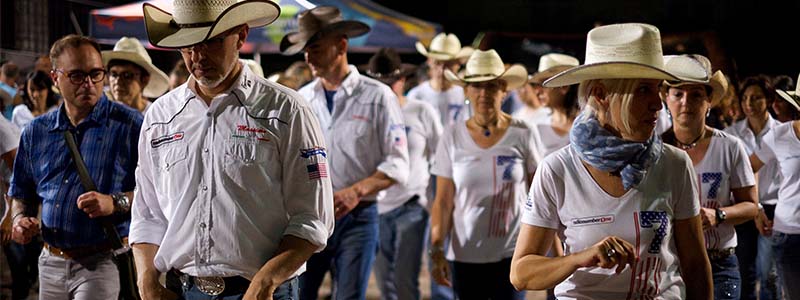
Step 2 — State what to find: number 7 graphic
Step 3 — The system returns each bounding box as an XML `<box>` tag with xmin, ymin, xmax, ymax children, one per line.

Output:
<box><xmin>701</xmin><ymin>172</ymin><xmax>722</xmax><ymax>199</ymax></box>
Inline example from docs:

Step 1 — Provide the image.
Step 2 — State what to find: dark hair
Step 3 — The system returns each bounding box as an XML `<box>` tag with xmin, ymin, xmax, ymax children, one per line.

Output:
<box><xmin>49</xmin><ymin>35</ymin><xmax>102</xmax><ymax>69</ymax></box>
<box><xmin>562</xmin><ymin>85</ymin><xmax>580</xmax><ymax>118</ymax></box>
<box><xmin>107</xmin><ymin>59</ymin><xmax>149</xmax><ymax>77</ymax></box>
<box><xmin>773</xmin><ymin>75</ymin><xmax>794</xmax><ymax>91</ymax></box>
<box><xmin>1</xmin><ymin>62</ymin><xmax>19</xmax><ymax>78</ymax></box>
<box><xmin>738</xmin><ymin>75</ymin><xmax>775</xmax><ymax>105</ymax></box>
<box><xmin>20</xmin><ymin>70</ymin><xmax>58</xmax><ymax>111</ymax></box>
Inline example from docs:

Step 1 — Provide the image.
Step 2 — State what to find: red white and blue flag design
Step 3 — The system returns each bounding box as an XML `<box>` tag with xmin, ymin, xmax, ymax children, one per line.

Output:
<box><xmin>306</xmin><ymin>162</ymin><xmax>328</xmax><ymax>180</ymax></box>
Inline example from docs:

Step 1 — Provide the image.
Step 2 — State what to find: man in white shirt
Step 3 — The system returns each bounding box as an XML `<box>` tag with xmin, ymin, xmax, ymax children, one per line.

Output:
<box><xmin>132</xmin><ymin>1</ymin><xmax>334</xmax><ymax>299</ymax></box>
<box><xmin>280</xmin><ymin>6</ymin><xmax>410</xmax><ymax>300</ymax></box>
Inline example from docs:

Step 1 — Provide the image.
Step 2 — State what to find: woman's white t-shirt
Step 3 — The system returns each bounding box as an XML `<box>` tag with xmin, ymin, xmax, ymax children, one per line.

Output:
<box><xmin>536</xmin><ymin>123</ymin><xmax>570</xmax><ymax>157</ymax></box>
<box><xmin>378</xmin><ymin>99</ymin><xmax>442</xmax><ymax>214</ymax></box>
<box><xmin>523</xmin><ymin>145</ymin><xmax>700</xmax><ymax>299</ymax></box>
<box><xmin>692</xmin><ymin>130</ymin><xmax>756</xmax><ymax>250</ymax></box>
<box><xmin>431</xmin><ymin>118</ymin><xmax>542</xmax><ymax>263</ymax></box>
<box><xmin>407</xmin><ymin>81</ymin><xmax>469</xmax><ymax>129</ymax></box>
<box><xmin>754</xmin><ymin>122</ymin><xmax>800</xmax><ymax>234</ymax></box>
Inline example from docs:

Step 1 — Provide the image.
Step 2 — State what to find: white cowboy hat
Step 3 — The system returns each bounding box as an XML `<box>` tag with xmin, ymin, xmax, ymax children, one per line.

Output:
<box><xmin>143</xmin><ymin>0</ymin><xmax>280</xmax><ymax>49</ymax></box>
<box><xmin>662</xmin><ymin>54</ymin><xmax>727</xmax><ymax>106</ymax></box>
<box><xmin>279</xmin><ymin>6</ymin><xmax>370</xmax><ymax>55</ymax></box>
<box><xmin>776</xmin><ymin>73</ymin><xmax>800</xmax><ymax>112</ymax></box>
<box><xmin>415</xmin><ymin>33</ymin><xmax>474</xmax><ymax>61</ymax></box>
<box><xmin>529</xmin><ymin>53</ymin><xmax>580</xmax><ymax>84</ymax></box>
<box><xmin>544</xmin><ymin>23</ymin><xmax>703</xmax><ymax>88</ymax></box>
<box><xmin>444</xmin><ymin>49</ymin><xmax>527</xmax><ymax>91</ymax></box>
<box><xmin>102</xmin><ymin>37</ymin><xmax>169</xmax><ymax>98</ymax></box>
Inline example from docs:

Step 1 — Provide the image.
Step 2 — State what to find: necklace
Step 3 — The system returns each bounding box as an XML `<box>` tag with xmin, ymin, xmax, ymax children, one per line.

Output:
<box><xmin>473</xmin><ymin>118</ymin><xmax>495</xmax><ymax>137</ymax></box>
<box><xmin>676</xmin><ymin>128</ymin><xmax>706</xmax><ymax>150</ymax></box>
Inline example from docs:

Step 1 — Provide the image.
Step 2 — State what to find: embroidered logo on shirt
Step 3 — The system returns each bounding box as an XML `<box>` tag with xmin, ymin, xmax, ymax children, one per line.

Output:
<box><xmin>151</xmin><ymin>132</ymin><xmax>184</xmax><ymax>148</ymax></box>
<box><xmin>351</xmin><ymin>115</ymin><xmax>370</xmax><ymax>122</ymax></box>
<box><xmin>300</xmin><ymin>147</ymin><xmax>327</xmax><ymax>158</ymax></box>
<box><xmin>571</xmin><ymin>215</ymin><xmax>615</xmax><ymax>227</ymax></box>
<box><xmin>233</xmin><ymin>125</ymin><xmax>270</xmax><ymax>142</ymax></box>
<box><xmin>306</xmin><ymin>162</ymin><xmax>328</xmax><ymax>180</ymax></box>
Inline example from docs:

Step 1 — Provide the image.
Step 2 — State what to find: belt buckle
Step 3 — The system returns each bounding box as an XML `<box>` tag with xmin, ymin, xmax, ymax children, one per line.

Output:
<box><xmin>194</xmin><ymin>276</ymin><xmax>226</xmax><ymax>296</ymax></box>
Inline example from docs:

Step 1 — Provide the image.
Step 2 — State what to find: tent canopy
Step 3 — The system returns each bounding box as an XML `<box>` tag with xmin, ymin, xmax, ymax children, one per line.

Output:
<box><xmin>90</xmin><ymin>0</ymin><xmax>442</xmax><ymax>53</ymax></box>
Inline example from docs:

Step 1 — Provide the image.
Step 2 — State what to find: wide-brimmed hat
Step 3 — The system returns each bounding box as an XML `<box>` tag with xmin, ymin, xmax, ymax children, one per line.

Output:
<box><xmin>279</xmin><ymin>6</ymin><xmax>370</xmax><ymax>55</ymax></box>
<box><xmin>544</xmin><ymin>23</ymin><xmax>705</xmax><ymax>88</ymax></box>
<box><xmin>415</xmin><ymin>33</ymin><xmax>474</xmax><ymax>61</ymax></box>
<box><xmin>529</xmin><ymin>53</ymin><xmax>580</xmax><ymax>84</ymax></box>
<box><xmin>776</xmin><ymin>73</ymin><xmax>800</xmax><ymax>112</ymax></box>
<box><xmin>444</xmin><ymin>49</ymin><xmax>527</xmax><ymax>91</ymax></box>
<box><xmin>362</xmin><ymin>48</ymin><xmax>416</xmax><ymax>85</ymax></box>
<box><xmin>102</xmin><ymin>37</ymin><xmax>169</xmax><ymax>98</ymax></box>
<box><xmin>143</xmin><ymin>0</ymin><xmax>280</xmax><ymax>49</ymax></box>
<box><xmin>662</xmin><ymin>54</ymin><xmax>727</xmax><ymax>106</ymax></box>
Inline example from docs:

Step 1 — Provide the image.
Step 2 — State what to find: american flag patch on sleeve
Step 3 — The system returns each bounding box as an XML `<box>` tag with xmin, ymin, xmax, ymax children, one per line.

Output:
<box><xmin>306</xmin><ymin>163</ymin><xmax>328</xmax><ymax>180</ymax></box>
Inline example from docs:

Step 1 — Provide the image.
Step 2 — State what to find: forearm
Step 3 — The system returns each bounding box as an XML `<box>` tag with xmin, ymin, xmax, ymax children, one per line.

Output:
<box><xmin>720</xmin><ymin>201</ymin><xmax>758</xmax><ymax>225</ymax></box>
<box><xmin>430</xmin><ymin>194</ymin><xmax>454</xmax><ymax>248</ymax></box>
<box><xmin>675</xmin><ymin>216</ymin><xmax>713</xmax><ymax>300</ymax></box>
<box><xmin>256</xmin><ymin>235</ymin><xmax>318</xmax><ymax>284</ymax></box>
<box><xmin>511</xmin><ymin>253</ymin><xmax>582</xmax><ymax>290</ymax></box>
<box><xmin>132</xmin><ymin>243</ymin><xmax>162</xmax><ymax>286</ymax></box>
<box><xmin>352</xmin><ymin>171</ymin><xmax>395</xmax><ymax>199</ymax></box>
<box><xmin>10</xmin><ymin>197</ymin><xmax>31</xmax><ymax>221</ymax></box>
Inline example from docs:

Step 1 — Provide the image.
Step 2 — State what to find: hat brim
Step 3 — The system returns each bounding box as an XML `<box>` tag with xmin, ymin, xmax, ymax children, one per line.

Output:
<box><xmin>279</xmin><ymin>21</ymin><xmax>370</xmax><ymax>55</ymax></box>
<box><xmin>529</xmin><ymin>65</ymin><xmax>574</xmax><ymax>84</ymax></box>
<box><xmin>415</xmin><ymin>42</ymin><xmax>473</xmax><ymax>61</ymax></box>
<box><xmin>143</xmin><ymin>1</ymin><xmax>280</xmax><ymax>49</ymax></box>
<box><xmin>361</xmin><ymin>63</ymin><xmax>416</xmax><ymax>85</ymax></box>
<box><xmin>663</xmin><ymin>70</ymin><xmax>728</xmax><ymax>106</ymax></box>
<box><xmin>102</xmin><ymin>50</ymin><xmax>170</xmax><ymax>98</ymax></box>
<box><xmin>777</xmin><ymin>90</ymin><xmax>800</xmax><ymax>112</ymax></box>
<box><xmin>543</xmin><ymin>62</ymin><xmax>681</xmax><ymax>88</ymax></box>
<box><xmin>445</xmin><ymin>64</ymin><xmax>527</xmax><ymax>91</ymax></box>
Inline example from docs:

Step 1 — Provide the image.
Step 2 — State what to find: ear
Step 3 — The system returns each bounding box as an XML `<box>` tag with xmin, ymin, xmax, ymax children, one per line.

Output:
<box><xmin>50</xmin><ymin>70</ymin><xmax>59</xmax><ymax>85</ymax></box>
<box><xmin>337</xmin><ymin>37</ymin><xmax>348</xmax><ymax>56</ymax></box>
<box><xmin>236</xmin><ymin>25</ymin><xmax>249</xmax><ymax>50</ymax></box>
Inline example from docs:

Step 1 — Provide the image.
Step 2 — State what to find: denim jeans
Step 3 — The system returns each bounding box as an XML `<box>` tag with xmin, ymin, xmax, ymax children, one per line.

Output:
<box><xmin>299</xmin><ymin>203</ymin><xmax>379</xmax><ymax>300</ymax></box>
<box><xmin>450</xmin><ymin>258</ymin><xmax>525</xmax><ymax>300</ymax></box>
<box><xmin>735</xmin><ymin>221</ymin><xmax>758</xmax><ymax>300</ymax></box>
<box><xmin>3</xmin><ymin>239</ymin><xmax>42</xmax><ymax>300</ymax></box>
<box><xmin>711</xmin><ymin>254</ymin><xmax>742</xmax><ymax>300</ymax></box>
<box><xmin>38</xmin><ymin>248</ymin><xmax>120</xmax><ymax>300</ymax></box>
<box><xmin>756</xmin><ymin>233</ymin><xmax>782</xmax><ymax>300</ymax></box>
<box><xmin>773</xmin><ymin>231</ymin><xmax>800</xmax><ymax>300</ymax></box>
<box><xmin>374</xmin><ymin>199</ymin><xmax>428</xmax><ymax>300</ymax></box>
<box><xmin>179</xmin><ymin>277</ymin><xmax>298</xmax><ymax>300</ymax></box>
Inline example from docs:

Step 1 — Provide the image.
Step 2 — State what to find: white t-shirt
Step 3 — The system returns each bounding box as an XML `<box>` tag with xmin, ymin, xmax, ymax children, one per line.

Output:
<box><xmin>754</xmin><ymin>122</ymin><xmax>800</xmax><ymax>234</ymax></box>
<box><xmin>0</xmin><ymin>116</ymin><xmax>20</xmax><ymax>211</ymax></box>
<box><xmin>407</xmin><ymin>81</ymin><xmax>469</xmax><ymax>128</ymax></box>
<box><xmin>692</xmin><ymin>130</ymin><xmax>756</xmax><ymax>250</ymax></box>
<box><xmin>378</xmin><ymin>99</ymin><xmax>442</xmax><ymax>214</ymax></box>
<box><xmin>11</xmin><ymin>105</ymin><xmax>33</xmax><ymax>129</ymax></box>
<box><xmin>523</xmin><ymin>145</ymin><xmax>700</xmax><ymax>300</ymax></box>
<box><xmin>655</xmin><ymin>104</ymin><xmax>672</xmax><ymax>136</ymax></box>
<box><xmin>431</xmin><ymin>118</ymin><xmax>542</xmax><ymax>263</ymax></box>
<box><xmin>513</xmin><ymin>106</ymin><xmax>551</xmax><ymax>126</ymax></box>
<box><xmin>723</xmin><ymin>117</ymin><xmax>781</xmax><ymax>205</ymax></box>
<box><xmin>536</xmin><ymin>122</ymin><xmax>569</xmax><ymax>157</ymax></box>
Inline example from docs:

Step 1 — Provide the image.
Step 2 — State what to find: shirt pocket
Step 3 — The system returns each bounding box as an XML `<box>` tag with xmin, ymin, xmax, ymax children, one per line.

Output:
<box><xmin>335</xmin><ymin>120</ymin><xmax>372</xmax><ymax>150</ymax></box>
<box><xmin>223</xmin><ymin>139</ymin><xmax>280</xmax><ymax>193</ymax></box>
<box><xmin>151</xmin><ymin>144</ymin><xmax>188</xmax><ymax>200</ymax></box>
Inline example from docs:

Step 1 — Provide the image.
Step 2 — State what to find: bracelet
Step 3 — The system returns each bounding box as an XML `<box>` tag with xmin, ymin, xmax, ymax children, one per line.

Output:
<box><xmin>10</xmin><ymin>212</ymin><xmax>26</xmax><ymax>223</ymax></box>
<box><xmin>428</xmin><ymin>245</ymin><xmax>445</xmax><ymax>257</ymax></box>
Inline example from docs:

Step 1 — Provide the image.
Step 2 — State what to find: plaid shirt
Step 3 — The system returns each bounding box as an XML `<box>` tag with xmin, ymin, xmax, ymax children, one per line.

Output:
<box><xmin>9</xmin><ymin>96</ymin><xmax>142</xmax><ymax>249</ymax></box>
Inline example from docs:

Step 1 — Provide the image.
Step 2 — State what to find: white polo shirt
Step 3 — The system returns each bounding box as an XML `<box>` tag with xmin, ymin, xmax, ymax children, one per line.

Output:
<box><xmin>754</xmin><ymin>122</ymin><xmax>800</xmax><ymax>234</ymax></box>
<box><xmin>299</xmin><ymin>66</ymin><xmax>410</xmax><ymax>198</ymax></box>
<box><xmin>130</xmin><ymin>65</ymin><xmax>334</xmax><ymax>280</ymax></box>
<box><xmin>407</xmin><ymin>81</ymin><xmax>470</xmax><ymax>128</ymax></box>
<box><xmin>723</xmin><ymin>117</ymin><xmax>781</xmax><ymax>205</ymax></box>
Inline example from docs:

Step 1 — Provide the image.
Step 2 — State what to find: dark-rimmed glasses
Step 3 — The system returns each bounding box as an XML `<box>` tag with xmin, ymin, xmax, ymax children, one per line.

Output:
<box><xmin>54</xmin><ymin>69</ymin><xmax>106</xmax><ymax>85</ymax></box>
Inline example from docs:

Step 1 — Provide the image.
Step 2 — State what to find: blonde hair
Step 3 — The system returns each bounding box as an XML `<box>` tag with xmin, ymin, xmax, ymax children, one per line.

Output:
<box><xmin>577</xmin><ymin>78</ymin><xmax>642</xmax><ymax>134</ymax></box>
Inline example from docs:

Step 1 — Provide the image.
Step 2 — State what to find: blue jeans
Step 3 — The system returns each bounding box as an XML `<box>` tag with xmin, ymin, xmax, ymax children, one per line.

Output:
<box><xmin>300</xmin><ymin>203</ymin><xmax>379</xmax><ymax>300</ymax></box>
<box><xmin>711</xmin><ymin>254</ymin><xmax>742</xmax><ymax>300</ymax></box>
<box><xmin>756</xmin><ymin>233</ymin><xmax>782</xmax><ymax>300</ymax></box>
<box><xmin>180</xmin><ymin>277</ymin><xmax>298</xmax><ymax>300</ymax></box>
<box><xmin>375</xmin><ymin>199</ymin><xmax>428</xmax><ymax>300</ymax></box>
<box><xmin>773</xmin><ymin>231</ymin><xmax>800</xmax><ymax>300</ymax></box>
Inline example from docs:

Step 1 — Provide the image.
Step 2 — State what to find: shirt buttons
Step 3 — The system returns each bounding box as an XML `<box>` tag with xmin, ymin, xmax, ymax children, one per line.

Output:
<box><xmin>63</xmin><ymin>179</ymin><xmax>69</xmax><ymax>184</ymax></box>
<box><xmin>199</xmin><ymin>258</ymin><xmax>205</xmax><ymax>264</ymax></box>
<box><xmin>203</xmin><ymin>148</ymin><xmax>209</xmax><ymax>153</ymax></box>
<box><xmin>202</xmin><ymin>185</ymin><xmax>208</xmax><ymax>191</ymax></box>
<box><xmin>199</xmin><ymin>222</ymin><xmax>206</xmax><ymax>229</ymax></box>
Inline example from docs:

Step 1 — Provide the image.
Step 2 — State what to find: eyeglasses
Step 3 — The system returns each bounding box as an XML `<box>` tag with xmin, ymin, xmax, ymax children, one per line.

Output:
<box><xmin>179</xmin><ymin>29</ymin><xmax>239</xmax><ymax>54</ymax></box>
<box><xmin>109</xmin><ymin>71</ymin><xmax>141</xmax><ymax>81</ymax></box>
<box><xmin>55</xmin><ymin>69</ymin><xmax>106</xmax><ymax>85</ymax></box>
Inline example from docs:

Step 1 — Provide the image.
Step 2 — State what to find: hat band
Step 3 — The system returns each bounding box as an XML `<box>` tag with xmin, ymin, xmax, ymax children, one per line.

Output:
<box><xmin>171</xmin><ymin>20</ymin><xmax>216</xmax><ymax>29</ymax></box>
<box><xmin>366</xmin><ymin>69</ymin><xmax>401</xmax><ymax>78</ymax></box>
<box><xmin>464</xmin><ymin>73</ymin><xmax>499</xmax><ymax>79</ymax></box>
<box><xmin>428</xmin><ymin>49</ymin><xmax>457</xmax><ymax>56</ymax></box>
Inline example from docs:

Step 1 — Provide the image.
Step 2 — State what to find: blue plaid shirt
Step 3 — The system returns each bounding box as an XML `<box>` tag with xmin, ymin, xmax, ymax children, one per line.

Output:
<box><xmin>8</xmin><ymin>96</ymin><xmax>142</xmax><ymax>249</ymax></box>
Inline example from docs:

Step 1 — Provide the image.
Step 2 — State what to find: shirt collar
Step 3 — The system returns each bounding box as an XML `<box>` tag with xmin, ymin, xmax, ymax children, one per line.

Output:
<box><xmin>311</xmin><ymin>65</ymin><xmax>361</xmax><ymax>99</ymax></box>
<box><xmin>50</xmin><ymin>95</ymin><xmax>110</xmax><ymax>131</ymax></box>
<box><xmin>185</xmin><ymin>61</ymin><xmax>254</xmax><ymax>107</ymax></box>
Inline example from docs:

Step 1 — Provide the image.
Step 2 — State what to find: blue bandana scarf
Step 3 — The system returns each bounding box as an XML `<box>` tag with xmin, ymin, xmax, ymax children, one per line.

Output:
<box><xmin>569</xmin><ymin>112</ymin><xmax>663</xmax><ymax>190</ymax></box>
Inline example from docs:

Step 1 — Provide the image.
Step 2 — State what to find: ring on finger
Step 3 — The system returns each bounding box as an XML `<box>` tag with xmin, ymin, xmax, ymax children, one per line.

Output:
<box><xmin>606</xmin><ymin>247</ymin><xmax>617</xmax><ymax>259</ymax></box>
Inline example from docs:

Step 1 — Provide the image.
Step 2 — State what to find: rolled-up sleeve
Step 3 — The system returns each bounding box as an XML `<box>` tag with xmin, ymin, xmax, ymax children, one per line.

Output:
<box><xmin>281</xmin><ymin>105</ymin><xmax>334</xmax><ymax>251</ymax></box>
<box><xmin>129</xmin><ymin>119</ymin><xmax>168</xmax><ymax>246</ymax></box>
<box><xmin>376</xmin><ymin>91</ymin><xmax>410</xmax><ymax>186</ymax></box>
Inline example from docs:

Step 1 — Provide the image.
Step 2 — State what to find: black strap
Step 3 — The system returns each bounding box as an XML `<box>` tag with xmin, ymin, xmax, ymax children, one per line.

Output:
<box><xmin>62</xmin><ymin>130</ymin><xmax>125</xmax><ymax>252</ymax></box>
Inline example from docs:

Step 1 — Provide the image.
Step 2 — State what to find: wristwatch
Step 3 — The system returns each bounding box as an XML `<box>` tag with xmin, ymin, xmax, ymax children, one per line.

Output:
<box><xmin>112</xmin><ymin>193</ymin><xmax>131</xmax><ymax>213</ymax></box>
<box><xmin>715</xmin><ymin>208</ymin><xmax>727</xmax><ymax>225</ymax></box>
<box><xmin>428</xmin><ymin>245</ymin><xmax>445</xmax><ymax>258</ymax></box>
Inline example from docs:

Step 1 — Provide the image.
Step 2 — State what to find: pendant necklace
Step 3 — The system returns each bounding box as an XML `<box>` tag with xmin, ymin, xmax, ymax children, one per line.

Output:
<box><xmin>676</xmin><ymin>127</ymin><xmax>706</xmax><ymax>150</ymax></box>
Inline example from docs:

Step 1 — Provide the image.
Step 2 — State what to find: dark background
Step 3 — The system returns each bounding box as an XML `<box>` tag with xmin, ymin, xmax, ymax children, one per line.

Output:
<box><xmin>2</xmin><ymin>0</ymin><xmax>798</xmax><ymax>84</ymax></box>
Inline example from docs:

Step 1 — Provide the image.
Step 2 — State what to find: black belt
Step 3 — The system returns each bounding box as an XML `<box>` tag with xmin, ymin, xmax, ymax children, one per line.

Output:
<box><xmin>167</xmin><ymin>269</ymin><xmax>250</xmax><ymax>296</ymax></box>
<box><xmin>707</xmin><ymin>247</ymin><xmax>736</xmax><ymax>260</ymax></box>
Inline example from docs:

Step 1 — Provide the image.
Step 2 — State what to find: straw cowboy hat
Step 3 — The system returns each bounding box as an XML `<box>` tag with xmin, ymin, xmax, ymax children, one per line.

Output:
<box><xmin>415</xmin><ymin>33</ymin><xmax>474</xmax><ymax>61</ymax></box>
<box><xmin>544</xmin><ymin>23</ymin><xmax>706</xmax><ymax>88</ymax></box>
<box><xmin>662</xmin><ymin>54</ymin><xmax>728</xmax><ymax>106</ymax></box>
<box><xmin>279</xmin><ymin>6</ymin><xmax>370</xmax><ymax>55</ymax></box>
<box><xmin>102</xmin><ymin>37</ymin><xmax>169</xmax><ymax>98</ymax></box>
<box><xmin>529</xmin><ymin>53</ymin><xmax>580</xmax><ymax>84</ymax></box>
<box><xmin>776</xmin><ymin>73</ymin><xmax>800</xmax><ymax>112</ymax></box>
<box><xmin>363</xmin><ymin>48</ymin><xmax>416</xmax><ymax>85</ymax></box>
<box><xmin>142</xmin><ymin>0</ymin><xmax>280</xmax><ymax>48</ymax></box>
<box><xmin>444</xmin><ymin>49</ymin><xmax>527</xmax><ymax>91</ymax></box>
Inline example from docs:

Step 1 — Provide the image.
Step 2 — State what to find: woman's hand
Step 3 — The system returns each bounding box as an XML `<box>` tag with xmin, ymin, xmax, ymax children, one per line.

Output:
<box><xmin>430</xmin><ymin>248</ymin><xmax>452</xmax><ymax>287</ymax></box>
<box><xmin>575</xmin><ymin>236</ymin><xmax>636</xmax><ymax>274</ymax></box>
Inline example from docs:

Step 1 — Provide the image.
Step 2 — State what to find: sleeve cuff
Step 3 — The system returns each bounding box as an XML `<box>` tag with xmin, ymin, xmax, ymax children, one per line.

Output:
<box><xmin>128</xmin><ymin>220</ymin><xmax>167</xmax><ymax>246</ymax></box>
<box><xmin>378</xmin><ymin>164</ymin><xmax>408</xmax><ymax>187</ymax></box>
<box><xmin>520</xmin><ymin>214</ymin><xmax>561</xmax><ymax>230</ymax></box>
<box><xmin>284</xmin><ymin>215</ymin><xmax>332</xmax><ymax>252</ymax></box>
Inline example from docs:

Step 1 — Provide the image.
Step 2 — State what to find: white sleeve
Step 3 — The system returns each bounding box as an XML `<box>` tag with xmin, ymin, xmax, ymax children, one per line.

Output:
<box><xmin>730</xmin><ymin>138</ymin><xmax>756</xmax><ymax>189</ymax></box>
<box><xmin>673</xmin><ymin>151</ymin><xmax>701</xmax><ymax>220</ymax></box>
<box><xmin>129</xmin><ymin>116</ymin><xmax>169</xmax><ymax>246</ymax></box>
<box><xmin>430</xmin><ymin>126</ymin><xmax>454</xmax><ymax>178</ymax></box>
<box><xmin>521</xmin><ymin>160</ymin><xmax>563</xmax><ymax>229</ymax></box>
<box><xmin>0</xmin><ymin>117</ymin><xmax>20</xmax><ymax>155</ymax></box>
<box><xmin>376</xmin><ymin>91</ymin><xmax>410</xmax><ymax>186</ymax></box>
<box><xmin>280</xmin><ymin>106</ymin><xmax>334</xmax><ymax>251</ymax></box>
<box><xmin>754</xmin><ymin>130</ymin><xmax>777</xmax><ymax>164</ymax></box>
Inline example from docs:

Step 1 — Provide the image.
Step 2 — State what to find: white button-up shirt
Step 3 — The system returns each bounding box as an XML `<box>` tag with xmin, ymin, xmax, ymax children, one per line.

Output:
<box><xmin>130</xmin><ymin>65</ymin><xmax>334</xmax><ymax>279</ymax></box>
<box><xmin>724</xmin><ymin>116</ymin><xmax>782</xmax><ymax>205</ymax></box>
<box><xmin>299</xmin><ymin>66</ymin><xmax>409</xmax><ymax>200</ymax></box>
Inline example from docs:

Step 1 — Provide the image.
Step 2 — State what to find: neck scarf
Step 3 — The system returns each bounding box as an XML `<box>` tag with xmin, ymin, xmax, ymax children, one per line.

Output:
<box><xmin>569</xmin><ymin>112</ymin><xmax>663</xmax><ymax>190</ymax></box>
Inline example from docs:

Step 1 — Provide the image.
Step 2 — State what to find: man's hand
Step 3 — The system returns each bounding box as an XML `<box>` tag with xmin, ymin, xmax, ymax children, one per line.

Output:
<box><xmin>244</xmin><ymin>270</ymin><xmax>279</xmax><ymax>300</ymax></box>
<box><xmin>1</xmin><ymin>215</ymin><xmax>12</xmax><ymax>245</ymax></box>
<box><xmin>11</xmin><ymin>216</ymin><xmax>39</xmax><ymax>244</ymax></box>
<box><xmin>333</xmin><ymin>186</ymin><xmax>361</xmax><ymax>219</ymax></box>
<box><xmin>699</xmin><ymin>207</ymin><xmax>718</xmax><ymax>230</ymax></box>
<box><xmin>138</xmin><ymin>279</ymin><xmax>178</xmax><ymax>300</ymax></box>
<box><xmin>76</xmin><ymin>191</ymin><xmax>115</xmax><ymax>218</ymax></box>
<box><xmin>754</xmin><ymin>208</ymin><xmax>773</xmax><ymax>236</ymax></box>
